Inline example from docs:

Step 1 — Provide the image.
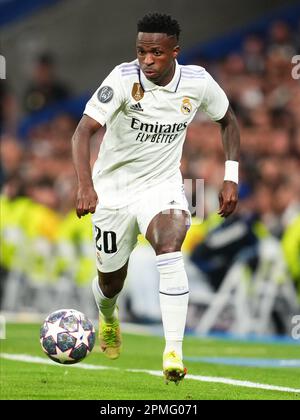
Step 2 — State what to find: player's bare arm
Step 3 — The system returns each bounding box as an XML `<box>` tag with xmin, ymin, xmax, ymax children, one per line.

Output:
<box><xmin>217</xmin><ymin>105</ymin><xmax>240</xmax><ymax>218</ymax></box>
<box><xmin>72</xmin><ymin>114</ymin><xmax>101</xmax><ymax>218</ymax></box>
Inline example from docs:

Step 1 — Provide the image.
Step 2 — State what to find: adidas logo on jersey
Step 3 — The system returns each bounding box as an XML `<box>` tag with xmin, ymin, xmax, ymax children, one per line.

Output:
<box><xmin>130</xmin><ymin>102</ymin><xmax>144</xmax><ymax>112</ymax></box>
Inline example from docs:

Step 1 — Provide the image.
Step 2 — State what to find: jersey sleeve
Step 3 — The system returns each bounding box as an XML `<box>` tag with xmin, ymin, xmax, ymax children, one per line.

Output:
<box><xmin>199</xmin><ymin>72</ymin><xmax>229</xmax><ymax>121</ymax></box>
<box><xmin>83</xmin><ymin>67</ymin><xmax>125</xmax><ymax>126</ymax></box>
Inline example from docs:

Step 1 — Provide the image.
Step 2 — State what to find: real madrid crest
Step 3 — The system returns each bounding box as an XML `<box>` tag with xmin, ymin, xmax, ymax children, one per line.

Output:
<box><xmin>132</xmin><ymin>83</ymin><xmax>144</xmax><ymax>101</ymax></box>
<box><xmin>181</xmin><ymin>98</ymin><xmax>192</xmax><ymax>115</ymax></box>
<box><xmin>96</xmin><ymin>251</ymin><xmax>102</xmax><ymax>265</ymax></box>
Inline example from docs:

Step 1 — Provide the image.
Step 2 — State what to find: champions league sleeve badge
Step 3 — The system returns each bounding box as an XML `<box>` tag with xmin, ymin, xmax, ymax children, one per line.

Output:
<box><xmin>97</xmin><ymin>86</ymin><xmax>114</xmax><ymax>103</ymax></box>
<box><xmin>131</xmin><ymin>83</ymin><xmax>144</xmax><ymax>101</ymax></box>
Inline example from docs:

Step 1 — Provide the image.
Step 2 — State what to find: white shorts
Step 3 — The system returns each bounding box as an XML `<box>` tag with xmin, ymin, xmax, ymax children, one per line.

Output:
<box><xmin>92</xmin><ymin>181</ymin><xmax>191</xmax><ymax>272</ymax></box>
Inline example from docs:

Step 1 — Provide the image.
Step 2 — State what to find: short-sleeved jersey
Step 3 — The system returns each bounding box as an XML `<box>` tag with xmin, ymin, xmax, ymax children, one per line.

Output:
<box><xmin>84</xmin><ymin>59</ymin><xmax>228</xmax><ymax>208</ymax></box>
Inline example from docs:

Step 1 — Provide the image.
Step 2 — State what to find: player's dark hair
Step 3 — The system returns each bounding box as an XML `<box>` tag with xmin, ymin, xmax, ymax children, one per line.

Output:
<box><xmin>137</xmin><ymin>13</ymin><xmax>181</xmax><ymax>40</ymax></box>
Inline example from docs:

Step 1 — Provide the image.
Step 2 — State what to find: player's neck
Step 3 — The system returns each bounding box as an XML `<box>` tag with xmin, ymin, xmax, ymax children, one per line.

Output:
<box><xmin>156</xmin><ymin>61</ymin><xmax>176</xmax><ymax>87</ymax></box>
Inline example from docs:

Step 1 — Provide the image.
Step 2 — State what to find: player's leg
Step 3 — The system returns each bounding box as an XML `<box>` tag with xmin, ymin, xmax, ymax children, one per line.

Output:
<box><xmin>146</xmin><ymin>209</ymin><xmax>190</xmax><ymax>383</ymax></box>
<box><xmin>97</xmin><ymin>262</ymin><xmax>129</xmax><ymax>300</ymax></box>
<box><xmin>91</xmin><ymin>207</ymin><xmax>139</xmax><ymax>359</ymax></box>
<box><xmin>92</xmin><ymin>264</ymin><xmax>128</xmax><ymax>359</ymax></box>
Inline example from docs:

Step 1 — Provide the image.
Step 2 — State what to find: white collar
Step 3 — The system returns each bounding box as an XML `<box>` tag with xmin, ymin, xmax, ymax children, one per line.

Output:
<box><xmin>139</xmin><ymin>60</ymin><xmax>181</xmax><ymax>92</ymax></box>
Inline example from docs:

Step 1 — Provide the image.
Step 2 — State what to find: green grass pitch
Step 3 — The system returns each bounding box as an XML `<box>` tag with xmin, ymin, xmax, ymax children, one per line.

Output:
<box><xmin>1</xmin><ymin>323</ymin><xmax>300</xmax><ymax>400</ymax></box>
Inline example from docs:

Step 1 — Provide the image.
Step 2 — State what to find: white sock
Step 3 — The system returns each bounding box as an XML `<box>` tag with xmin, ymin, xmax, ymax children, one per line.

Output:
<box><xmin>92</xmin><ymin>277</ymin><xmax>119</xmax><ymax>323</ymax></box>
<box><xmin>156</xmin><ymin>252</ymin><xmax>189</xmax><ymax>360</ymax></box>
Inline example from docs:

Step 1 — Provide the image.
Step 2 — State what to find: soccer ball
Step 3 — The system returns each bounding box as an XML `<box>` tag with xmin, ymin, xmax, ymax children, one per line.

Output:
<box><xmin>40</xmin><ymin>309</ymin><xmax>95</xmax><ymax>364</ymax></box>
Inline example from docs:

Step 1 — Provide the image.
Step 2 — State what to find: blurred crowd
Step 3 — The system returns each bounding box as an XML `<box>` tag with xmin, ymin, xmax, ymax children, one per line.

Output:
<box><xmin>1</xmin><ymin>20</ymin><xmax>300</xmax><ymax>318</ymax></box>
<box><xmin>182</xmin><ymin>21</ymin><xmax>300</xmax><ymax>301</ymax></box>
<box><xmin>183</xmin><ymin>21</ymin><xmax>300</xmax><ymax>235</ymax></box>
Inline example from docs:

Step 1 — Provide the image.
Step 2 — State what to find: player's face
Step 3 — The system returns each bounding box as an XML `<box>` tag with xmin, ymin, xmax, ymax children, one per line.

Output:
<box><xmin>136</xmin><ymin>32</ymin><xmax>180</xmax><ymax>86</ymax></box>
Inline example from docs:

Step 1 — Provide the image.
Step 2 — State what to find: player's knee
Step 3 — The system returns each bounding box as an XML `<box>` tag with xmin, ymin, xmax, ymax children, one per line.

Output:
<box><xmin>97</xmin><ymin>268</ymin><xmax>126</xmax><ymax>298</ymax></box>
<box><xmin>98</xmin><ymin>277</ymin><xmax>123</xmax><ymax>298</ymax></box>
<box><xmin>100</xmin><ymin>283</ymin><xmax>122</xmax><ymax>298</ymax></box>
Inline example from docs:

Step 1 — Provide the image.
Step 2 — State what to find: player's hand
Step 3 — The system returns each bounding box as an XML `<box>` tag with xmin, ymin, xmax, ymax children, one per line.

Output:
<box><xmin>218</xmin><ymin>181</ymin><xmax>238</xmax><ymax>218</ymax></box>
<box><xmin>76</xmin><ymin>185</ymin><xmax>98</xmax><ymax>218</ymax></box>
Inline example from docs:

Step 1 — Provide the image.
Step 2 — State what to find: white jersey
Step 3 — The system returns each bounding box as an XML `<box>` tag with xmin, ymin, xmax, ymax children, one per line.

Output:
<box><xmin>84</xmin><ymin>59</ymin><xmax>229</xmax><ymax>208</ymax></box>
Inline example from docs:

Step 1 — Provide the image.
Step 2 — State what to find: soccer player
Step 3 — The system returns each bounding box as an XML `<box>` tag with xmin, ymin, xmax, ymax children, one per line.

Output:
<box><xmin>72</xmin><ymin>13</ymin><xmax>240</xmax><ymax>384</ymax></box>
